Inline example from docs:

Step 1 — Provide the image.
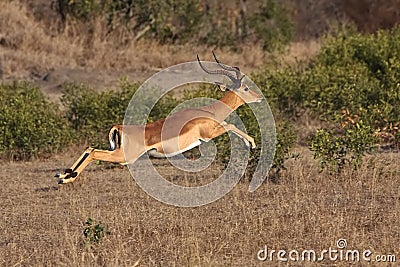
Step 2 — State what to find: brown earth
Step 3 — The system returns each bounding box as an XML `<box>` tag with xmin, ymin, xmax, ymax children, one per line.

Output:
<box><xmin>0</xmin><ymin>149</ymin><xmax>399</xmax><ymax>266</ymax></box>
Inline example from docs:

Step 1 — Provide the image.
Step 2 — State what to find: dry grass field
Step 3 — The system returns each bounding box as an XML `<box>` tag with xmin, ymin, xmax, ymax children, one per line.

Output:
<box><xmin>1</xmin><ymin>0</ymin><xmax>400</xmax><ymax>266</ymax></box>
<box><xmin>1</xmin><ymin>149</ymin><xmax>399</xmax><ymax>266</ymax></box>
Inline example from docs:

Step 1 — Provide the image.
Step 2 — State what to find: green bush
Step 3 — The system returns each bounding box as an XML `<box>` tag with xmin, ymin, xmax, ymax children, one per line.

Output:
<box><xmin>56</xmin><ymin>0</ymin><xmax>294</xmax><ymax>50</ymax></box>
<box><xmin>255</xmin><ymin>26</ymin><xmax>400</xmax><ymax>132</ymax></box>
<box><xmin>0</xmin><ymin>82</ymin><xmax>71</xmax><ymax>159</ymax></box>
<box><xmin>272</xmin><ymin>121</ymin><xmax>298</xmax><ymax>174</ymax></box>
<box><xmin>131</xmin><ymin>0</ymin><xmax>204</xmax><ymax>44</ymax></box>
<box><xmin>251</xmin><ymin>26</ymin><xmax>400</xmax><ymax>172</ymax></box>
<box><xmin>308</xmin><ymin>121</ymin><xmax>377</xmax><ymax>173</ymax></box>
<box><xmin>309</xmin><ymin>27</ymin><xmax>400</xmax><ymax>123</ymax></box>
<box><xmin>57</xmin><ymin>0</ymin><xmax>102</xmax><ymax>21</ymax></box>
<box><xmin>252</xmin><ymin>65</ymin><xmax>305</xmax><ymax>117</ymax></box>
<box><xmin>57</xmin><ymin>0</ymin><xmax>206</xmax><ymax>43</ymax></box>
<box><xmin>61</xmin><ymin>79</ymin><xmax>139</xmax><ymax>148</ymax></box>
<box><xmin>249</xmin><ymin>0</ymin><xmax>293</xmax><ymax>51</ymax></box>
<box><xmin>83</xmin><ymin>217</ymin><xmax>110</xmax><ymax>249</ymax></box>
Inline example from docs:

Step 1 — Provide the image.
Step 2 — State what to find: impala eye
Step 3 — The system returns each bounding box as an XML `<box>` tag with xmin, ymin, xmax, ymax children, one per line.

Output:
<box><xmin>244</xmin><ymin>87</ymin><xmax>249</xmax><ymax>91</ymax></box>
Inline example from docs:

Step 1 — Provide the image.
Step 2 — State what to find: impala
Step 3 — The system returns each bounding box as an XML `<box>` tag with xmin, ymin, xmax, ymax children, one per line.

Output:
<box><xmin>55</xmin><ymin>52</ymin><xmax>263</xmax><ymax>184</ymax></box>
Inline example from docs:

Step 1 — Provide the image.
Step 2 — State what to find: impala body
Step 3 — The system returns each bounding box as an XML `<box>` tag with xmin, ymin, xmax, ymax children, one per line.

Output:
<box><xmin>56</xmin><ymin>53</ymin><xmax>262</xmax><ymax>184</ymax></box>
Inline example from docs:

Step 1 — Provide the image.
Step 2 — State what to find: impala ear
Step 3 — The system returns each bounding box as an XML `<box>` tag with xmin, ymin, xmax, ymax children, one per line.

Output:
<box><xmin>215</xmin><ymin>82</ymin><xmax>229</xmax><ymax>91</ymax></box>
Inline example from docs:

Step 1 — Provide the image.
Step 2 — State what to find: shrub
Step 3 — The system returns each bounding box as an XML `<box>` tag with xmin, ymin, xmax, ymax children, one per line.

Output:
<box><xmin>83</xmin><ymin>217</ymin><xmax>110</xmax><ymax>249</ymax></box>
<box><xmin>131</xmin><ymin>0</ymin><xmax>204</xmax><ymax>44</ymax></box>
<box><xmin>310</xmin><ymin>26</ymin><xmax>400</xmax><ymax>122</ymax></box>
<box><xmin>252</xmin><ymin>26</ymin><xmax>400</xmax><ymax>172</ymax></box>
<box><xmin>248</xmin><ymin>0</ymin><xmax>293</xmax><ymax>51</ymax></box>
<box><xmin>308</xmin><ymin>110</ymin><xmax>378</xmax><ymax>172</ymax></box>
<box><xmin>57</xmin><ymin>0</ymin><xmax>205</xmax><ymax>43</ymax></box>
<box><xmin>0</xmin><ymin>82</ymin><xmax>71</xmax><ymax>159</ymax></box>
<box><xmin>271</xmin><ymin>121</ymin><xmax>298</xmax><ymax>175</ymax></box>
<box><xmin>252</xmin><ymin>65</ymin><xmax>305</xmax><ymax>117</ymax></box>
<box><xmin>267</xmin><ymin>27</ymin><xmax>397</xmax><ymax>110</ymax></box>
<box><xmin>255</xmin><ymin>26</ymin><xmax>400</xmax><ymax>136</ymax></box>
<box><xmin>57</xmin><ymin>0</ymin><xmax>100</xmax><ymax>20</ymax></box>
<box><xmin>61</xmin><ymin>79</ymin><xmax>139</xmax><ymax>148</ymax></box>
<box><xmin>55</xmin><ymin>0</ymin><xmax>294</xmax><ymax>50</ymax></box>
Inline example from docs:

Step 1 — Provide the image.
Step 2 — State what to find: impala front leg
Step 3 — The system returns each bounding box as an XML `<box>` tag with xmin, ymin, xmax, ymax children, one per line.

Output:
<box><xmin>55</xmin><ymin>147</ymin><xmax>125</xmax><ymax>184</ymax></box>
<box><xmin>208</xmin><ymin>121</ymin><xmax>256</xmax><ymax>149</ymax></box>
<box><xmin>221</xmin><ymin>122</ymin><xmax>256</xmax><ymax>149</ymax></box>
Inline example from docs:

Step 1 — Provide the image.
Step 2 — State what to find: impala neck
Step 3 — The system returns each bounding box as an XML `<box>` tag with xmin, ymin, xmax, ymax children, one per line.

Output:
<box><xmin>211</xmin><ymin>91</ymin><xmax>245</xmax><ymax>122</ymax></box>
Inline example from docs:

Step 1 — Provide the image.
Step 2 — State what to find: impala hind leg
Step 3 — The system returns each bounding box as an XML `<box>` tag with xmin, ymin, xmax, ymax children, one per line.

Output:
<box><xmin>55</xmin><ymin>147</ymin><xmax>125</xmax><ymax>184</ymax></box>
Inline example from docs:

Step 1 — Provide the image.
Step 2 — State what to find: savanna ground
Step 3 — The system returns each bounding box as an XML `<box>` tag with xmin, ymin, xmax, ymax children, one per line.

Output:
<box><xmin>1</xmin><ymin>0</ymin><xmax>400</xmax><ymax>266</ymax></box>
<box><xmin>1</xmin><ymin>149</ymin><xmax>399</xmax><ymax>266</ymax></box>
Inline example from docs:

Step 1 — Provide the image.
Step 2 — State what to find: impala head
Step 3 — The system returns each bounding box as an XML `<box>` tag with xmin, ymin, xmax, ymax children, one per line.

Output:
<box><xmin>197</xmin><ymin>52</ymin><xmax>263</xmax><ymax>104</ymax></box>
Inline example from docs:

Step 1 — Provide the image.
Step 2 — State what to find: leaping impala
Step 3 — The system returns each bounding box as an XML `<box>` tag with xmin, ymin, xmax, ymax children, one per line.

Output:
<box><xmin>55</xmin><ymin>52</ymin><xmax>263</xmax><ymax>184</ymax></box>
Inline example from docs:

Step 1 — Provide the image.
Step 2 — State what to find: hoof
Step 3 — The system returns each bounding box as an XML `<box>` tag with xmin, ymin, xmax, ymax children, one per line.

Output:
<box><xmin>55</xmin><ymin>169</ymin><xmax>77</xmax><ymax>183</ymax></box>
<box><xmin>55</xmin><ymin>172</ymin><xmax>69</xmax><ymax>179</ymax></box>
<box><xmin>57</xmin><ymin>176</ymin><xmax>76</xmax><ymax>184</ymax></box>
<box><xmin>57</xmin><ymin>178</ymin><xmax>74</xmax><ymax>184</ymax></box>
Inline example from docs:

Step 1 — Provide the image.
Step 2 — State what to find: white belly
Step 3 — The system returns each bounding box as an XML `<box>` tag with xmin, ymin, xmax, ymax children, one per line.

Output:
<box><xmin>148</xmin><ymin>140</ymin><xmax>203</xmax><ymax>158</ymax></box>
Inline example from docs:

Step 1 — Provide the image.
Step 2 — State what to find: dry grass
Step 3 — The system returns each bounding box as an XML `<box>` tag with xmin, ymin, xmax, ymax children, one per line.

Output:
<box><xmin>0</xmin><ymin>1</ymin><xmax>320</xmax><ymax>84</ymax></box>
<box><xmin>0</xmin><ymin>1</ymin><xmax>265</xmax><ymax>80</ymax></box>
<box><xmin>0</xmin><ymin>148</ymin><xmax>399</xmax><ymax>266</ymax></box>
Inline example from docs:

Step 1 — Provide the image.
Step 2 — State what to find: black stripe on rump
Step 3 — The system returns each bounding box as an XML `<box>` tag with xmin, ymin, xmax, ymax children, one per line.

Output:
<box><xmin>112</xmin><ymin>129</ymin><xmax>121</xmax><ymax>149</ymax></box>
